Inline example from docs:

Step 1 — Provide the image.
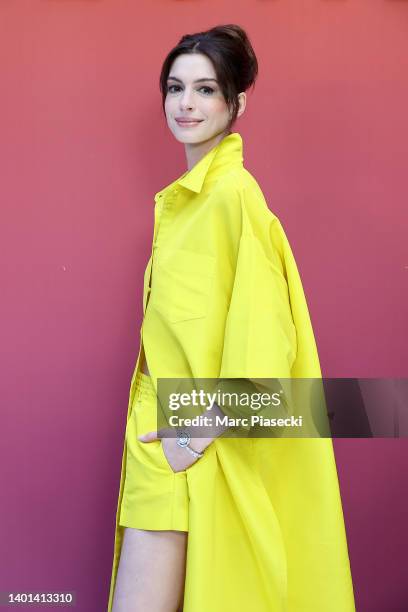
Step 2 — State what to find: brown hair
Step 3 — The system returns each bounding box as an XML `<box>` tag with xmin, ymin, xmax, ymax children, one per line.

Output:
<box><xmin>159</xmin><ymin>24</ymin><xmax>258</xmax><ymax>130</ymax></box>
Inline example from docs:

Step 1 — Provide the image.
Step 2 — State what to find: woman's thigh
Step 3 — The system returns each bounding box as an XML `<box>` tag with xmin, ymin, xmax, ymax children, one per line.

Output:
<box><xmin>112</xmin><ymin>527</ymin><xmax>188</xmax><ymax>612</ymax></box>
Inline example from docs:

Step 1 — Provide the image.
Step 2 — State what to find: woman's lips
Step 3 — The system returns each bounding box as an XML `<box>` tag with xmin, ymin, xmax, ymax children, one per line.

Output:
<box><xmin>175</xmin><ymin>119</ymin><xmax>203</xmax><ymax>127</ymax></box>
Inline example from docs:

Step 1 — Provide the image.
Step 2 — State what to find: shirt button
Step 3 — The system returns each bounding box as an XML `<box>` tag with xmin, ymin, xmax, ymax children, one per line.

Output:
<box><xmin>173</xmin><ymin>188</ymin><xmax>178</xmax><ymax>195</ymax></box>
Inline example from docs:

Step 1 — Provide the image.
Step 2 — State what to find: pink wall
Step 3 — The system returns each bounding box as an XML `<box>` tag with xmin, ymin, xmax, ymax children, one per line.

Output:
<box><xmin>1</xmin><ymin>1</ymin><xmax>407</xmax><ymax>610</ymax></box>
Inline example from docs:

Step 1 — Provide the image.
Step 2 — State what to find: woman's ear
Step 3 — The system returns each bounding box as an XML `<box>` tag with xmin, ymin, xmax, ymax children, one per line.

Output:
<box><xmin>237</xmin><ymin>92</ymin><xmax>247</xmax><ymax>119</ymax></box>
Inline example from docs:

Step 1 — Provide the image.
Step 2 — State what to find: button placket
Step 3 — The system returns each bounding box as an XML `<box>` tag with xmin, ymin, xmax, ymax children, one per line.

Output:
<box><xmin>144</xmin><ymin>192</ymin><xmax>175</xmax><ymax>314</ymax></box>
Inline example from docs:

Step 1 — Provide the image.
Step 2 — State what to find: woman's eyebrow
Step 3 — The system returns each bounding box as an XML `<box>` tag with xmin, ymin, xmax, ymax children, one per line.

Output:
<box><xmin>167</xmin><ymin>76</ymin><xmax>218</xmax><ymax>84</ymax></box>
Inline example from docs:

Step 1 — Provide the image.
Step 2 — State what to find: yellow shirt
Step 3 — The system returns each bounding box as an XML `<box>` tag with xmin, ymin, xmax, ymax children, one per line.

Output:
<box><xmin>108</xmin><ymin>132</ymin><xmax>355</xmax><ymax>611</ymax></box>
<box><xmin>142</xmin><ymin>131</ymin><xmax>304</xmax><ymax>385</ymax></box>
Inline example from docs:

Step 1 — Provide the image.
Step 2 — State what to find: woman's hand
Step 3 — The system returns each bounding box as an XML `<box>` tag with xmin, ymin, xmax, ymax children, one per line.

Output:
<box><xmin>138</xmin><ymin>428</ymin><xmax>212</xmax><ymax>473</ymax></box>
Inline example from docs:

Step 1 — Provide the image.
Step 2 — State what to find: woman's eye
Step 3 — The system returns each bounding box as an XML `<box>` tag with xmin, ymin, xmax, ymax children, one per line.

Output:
<box><xmin>199</xmin><ymin>86</ymin><xmax>214</xmax><ymax>95</ymax></box>
<box><xmin>168</xmin><ymin>85</ymin><xmax>181</xmax><ymax>93</ymax></box>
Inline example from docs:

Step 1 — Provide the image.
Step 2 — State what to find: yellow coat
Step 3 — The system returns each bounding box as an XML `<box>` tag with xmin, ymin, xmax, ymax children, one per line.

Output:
<box><xmin>107</xmin><ymin>132</ymin><xmax>356</xmax><ymax>611</ymax></box>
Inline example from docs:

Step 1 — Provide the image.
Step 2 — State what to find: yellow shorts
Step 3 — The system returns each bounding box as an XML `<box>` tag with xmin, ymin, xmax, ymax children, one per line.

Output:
<box><xmin>118</xmin><ymin>369</ymin><xmax>189</xmax><ymax>531</ymax></box>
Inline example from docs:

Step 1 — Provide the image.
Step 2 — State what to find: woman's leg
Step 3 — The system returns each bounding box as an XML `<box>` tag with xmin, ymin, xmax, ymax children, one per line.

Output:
<box><xmin>112</xmin><ymin>527</ymin><xmax>188</xmax><ymax>612</ymax></box>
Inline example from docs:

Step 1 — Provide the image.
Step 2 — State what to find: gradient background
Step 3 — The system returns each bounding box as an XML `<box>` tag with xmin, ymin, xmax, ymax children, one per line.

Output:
<box><xmin>1</xmin><ymin>1</ymin><xmax>407</xmax><ymax>610</ymax></box>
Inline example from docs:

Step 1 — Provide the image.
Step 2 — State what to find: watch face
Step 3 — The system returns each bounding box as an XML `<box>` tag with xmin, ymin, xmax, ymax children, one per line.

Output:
<box><xmin>177</xmin><ymin>431</ymin><xmax>190</xmax><ymax>446</ymax></box>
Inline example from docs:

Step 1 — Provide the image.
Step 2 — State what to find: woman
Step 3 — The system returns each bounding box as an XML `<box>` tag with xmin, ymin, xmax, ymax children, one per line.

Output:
<box><xmin>109</xmin><ymin>24</ymin><xmax>355</xmax><ymax>612</ymax></box>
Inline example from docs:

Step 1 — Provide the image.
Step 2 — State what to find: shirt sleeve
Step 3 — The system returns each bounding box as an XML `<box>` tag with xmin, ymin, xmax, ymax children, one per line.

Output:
<box><xmin>212</xmin><ymin>211</ymin><xmax>325</xmax><ymax>438</ymax></box>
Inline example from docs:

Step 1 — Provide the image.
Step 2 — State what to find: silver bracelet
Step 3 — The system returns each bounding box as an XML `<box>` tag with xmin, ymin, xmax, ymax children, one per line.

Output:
<box><xmin>176</xmin><ymin>430</ymin><xmax>204</xmax><ymax>459</ymax></box>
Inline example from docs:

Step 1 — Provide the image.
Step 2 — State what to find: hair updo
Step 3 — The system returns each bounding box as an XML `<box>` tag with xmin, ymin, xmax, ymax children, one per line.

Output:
<box><xmin>159</xmin><ymin>24</ymin><xmax>258</xmax><ymax>129</ymax></box>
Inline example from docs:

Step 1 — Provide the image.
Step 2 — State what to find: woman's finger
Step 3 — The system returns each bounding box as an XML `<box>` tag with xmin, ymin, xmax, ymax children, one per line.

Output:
<box><xmin>138</xmin><ymin>430</ymin><xmax>157</xmax><ymax>442</ymax></box>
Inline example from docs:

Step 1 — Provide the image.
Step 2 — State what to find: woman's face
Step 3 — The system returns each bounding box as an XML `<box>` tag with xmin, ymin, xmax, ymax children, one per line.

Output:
<box><xmin>164</xmin><ymin>53</ymin><xmax>233</xmax><ymax>145</ymax></box>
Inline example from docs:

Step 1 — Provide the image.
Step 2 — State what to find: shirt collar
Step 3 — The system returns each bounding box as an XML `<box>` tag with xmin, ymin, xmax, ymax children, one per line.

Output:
<box><xmin>154</xmin><ymin>131</ymin><xmax>243</xmax><ymax>202</ymax></box>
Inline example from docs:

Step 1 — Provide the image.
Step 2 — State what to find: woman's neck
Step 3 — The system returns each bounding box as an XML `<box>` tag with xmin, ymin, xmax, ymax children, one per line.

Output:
<box><xmin>184</xmin><ymin>130</ymin><xmax>231</xmax><ymax>171</ymax></box>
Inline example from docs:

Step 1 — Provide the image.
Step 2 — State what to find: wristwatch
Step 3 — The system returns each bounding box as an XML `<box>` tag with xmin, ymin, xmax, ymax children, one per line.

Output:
<box><xmin>176</xmin><ymin>430</ymin><xmax>204</xmax><ymax>459</ymax></box>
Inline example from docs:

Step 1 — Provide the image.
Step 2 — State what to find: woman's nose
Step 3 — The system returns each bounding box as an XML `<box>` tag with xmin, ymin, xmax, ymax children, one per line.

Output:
<box><xmin>179</xmin><ymin>88</ymin><xmax>194</xmax><ymax>109</ymax></box>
